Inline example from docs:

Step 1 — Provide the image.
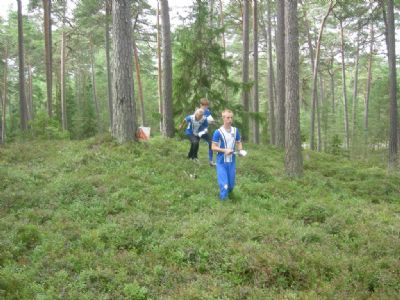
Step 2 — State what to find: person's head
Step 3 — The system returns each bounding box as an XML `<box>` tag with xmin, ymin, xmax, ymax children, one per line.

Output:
<box><xmin>221</xmin><ymin>109</ymin><xmax>233</xmax><ymax>127</ymax></box>
<box><xmin>194</xmin><ymin>108</ymin><xmax>204</xmax><ymax>120</ymax></box>
<box><xmin>200</xmin><ymin>98</ymin><xmax>209</xmax><ymax>109</ymax></box>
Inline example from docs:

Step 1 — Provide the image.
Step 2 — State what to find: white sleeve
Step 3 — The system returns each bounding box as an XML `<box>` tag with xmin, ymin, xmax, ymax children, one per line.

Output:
<box><xmin>207</xmin><ymin>115</ymin><xmax>214</xmax><ymax>123</ymax></box>
<box><xmin>198</xmin><ymin>128</ymin><xmax>208</xmax><ymax>137</ymax></box>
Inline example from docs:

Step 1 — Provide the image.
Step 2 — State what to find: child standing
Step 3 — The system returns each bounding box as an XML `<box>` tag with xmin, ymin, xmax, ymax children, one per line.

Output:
<box><xmin>199</xmin><ymin>98</ymin><xmax>215</xmax><ymax>166</ymax></box>
<box><xmin>211</xmin><ymin>109</ymin><xmax>244</xmax><ymax>200</ymax></box>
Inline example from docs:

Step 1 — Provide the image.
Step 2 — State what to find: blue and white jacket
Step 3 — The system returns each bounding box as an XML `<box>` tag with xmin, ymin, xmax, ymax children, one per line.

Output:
<box><xmin>203</xmin><ymin>108</ymin><xmax>214</xmax><ymax>123</ymax></box>
<box><xmin>185</xmin><ymin>114</ymin><xmax>209</xmax><ymax>137</ymax></box>
<box><xmin>212</xmin><ymin>126</ymin><xmax>241</xmax><ymax>163</ymax></box>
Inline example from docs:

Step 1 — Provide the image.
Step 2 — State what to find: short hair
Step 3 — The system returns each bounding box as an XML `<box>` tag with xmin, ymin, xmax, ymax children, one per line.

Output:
<box><xmin>221</xmin><ymin>109</ymin><xmax>233</xmax><ymax>117</ymax></box>
<box><xmin>200</xmin><ymin>98</ymin><xmax>209</xmax><ymax>106</ymax></box>
<box><xmin>195</xmin><ymin>108</ymin><xmax>205</xmax><ymax>115</ymax></box>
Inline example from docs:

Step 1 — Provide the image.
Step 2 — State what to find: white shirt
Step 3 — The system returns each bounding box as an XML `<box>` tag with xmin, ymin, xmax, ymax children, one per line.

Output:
<box><xmin>219</xmin><ymin>126</ymin><xmax>237</xmax><ymax>162</ymax></box>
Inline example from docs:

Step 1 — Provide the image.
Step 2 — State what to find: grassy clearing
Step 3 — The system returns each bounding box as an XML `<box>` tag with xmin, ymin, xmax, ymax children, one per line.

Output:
<box><xmin>1</xmin><ymin>136</ymin><xmax>399</xmax><ymax>299</ymax></box>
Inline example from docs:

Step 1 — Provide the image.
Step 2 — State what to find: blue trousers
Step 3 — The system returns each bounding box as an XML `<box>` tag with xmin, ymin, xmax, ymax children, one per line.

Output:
<box><xmin>216</xmin><ymin>161</ymin><xmax>236</xmax><ymax>200</ymax></box>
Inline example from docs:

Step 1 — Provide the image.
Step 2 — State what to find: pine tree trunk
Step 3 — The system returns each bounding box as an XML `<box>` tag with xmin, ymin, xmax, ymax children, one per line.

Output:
<box><xmin>1</xmin><ymin>45</ymin><xmax>8</xmax><ymax>143</ymax></box>
<box><xmin>242</xmin><ymin>0</ymin><xmax>250</xmax><ymax>141</ymax></box>
<box><xmin>111</xmin><ymin>0</ymin><xmax>136</xmax><ymax>143</ymax></box>
<box><xmin>9</xmin><ymin>97</ymin><xmax>14</xmax><ymax>133</ymax></box>
<box><xmin>0</xmin><ymin>93</ymin><xmax>3</xmax><ymax>144</ymax></box>
<box><xmin>55</xmin><ymin>63</ymin><xmax>60</xmax><ymax>123</ymax></box>
<box><xmin>364</xmin><ymin>22</ymin><xmax>373</xmax><ymax>148</ymax></box>
<box><xmin>386</xmin><ymin>0</ymin><xmax>398</xmax><ymax>170</ymax></box>
<box><xmin>43</xmin><ymin>0</ymin><xmax>53</xmax><ymax>118</ymax></box>
<box><xmin>74</xmin><ymin>69</ymin><xmax>80</xmax><ymax>110</ymax></box>
<box><xmin>90</xmin><ymin>37</ymin><xmax>101</xmax><ymax>132</ymax></box>
<box><xmin>61</xmin><ymin>25</ymin><xmax>67</xmax><ymax>130</ymax></box>
<box><xmin>219</xmin><ymin>0</ymin><xmax>227</xmax><ymax>102</ymax></box>
<box><xmin>76</xmin><ymin>59</ymin><xmax>86</xmax><ymax>112</ymax></box>
<box><xmin>351</xmin><ymin>27</ymin><xmax>360</xmax><ymax>146</ymax></box>
<box><xmin>328</xmin><ymin>57</ymin><xmax>335</xmax><ymax>115</ymax></box>
<box><xmin>320</xmin><ymin>76</ymin><xmax>328</xmax><ymax>151</ymax></box>
<box><xmin>316</xmin><ymin>73</ymin><xmax>322</xmax><ymax>151</ymax></box>
<box><xmin>209</xmin><ymin>0</ymin><xmax>215</xmax><ymax>27</ymax></box>
<box><xmin>285</xmin><ymin>0</ymin><xmax>303</xmax><ymax>177</ymax></box>
<box><xmin>207</xmin><ymin>0</ymin><xmax>215</xmax><ymax>79</ymax></box>
<box><xmin>306</xmin><ymin>34</ymin><xmax>315</xmax><ymax>70</ymax></box>
<box><xmin>27</xmin><ymin>63</ymin><xmax>33</xmax><ymax>122</ymax></box>
<box><xmin>275</xmin><ymin>0</ymin><xmax>285</xmax><ymax>148</ymax></box>
<box><xmin>105</xmin><ymin>0</ymin><xmax>113</xmax><ymax>129</ymax></box>
<box><xmin>81</xmin><ymin>69</ymin><xmax>87</xmax><ymax>112</ymax></box>
<box><xmin>17</xmin><ymin>0</ymin><xmax>28</xmax><ymax>130</ymax></box>
<box><xmin>219</xmin><ymin>0</ymin><xmax>226</xmax><ymax>58</ymax></box>
<box><xmin>251</xmin><ymin>0</ymin><xmax>259</xmax><ymax>144</ymax></box>
<box><xmin>133</xmin><ymin>39</ymin><xmax>146</xmax><ymax>126</ymax></box>
<box><xmin>339</xmin><ymin>18</ymin><xmax>349</xmax><ymax>150</ymax></box>
<box><xmin>310</xmin><ymin>1</ymin><xmax>334</xmax><ymax>150</ymax></box>
<box><xmin>262</xmin><ymin>0</ymin><xmax>275</xmax><ymax>145</ymax></box>
<box><xmin>160</xmin><ymin>0</ymin><xmax>174</xmax><ymax>137</ymax></box>
<box><xmin>156</xmin><ymin>0</ymin><xmax>163</xmax><ymax>133</ymax></box>
<box><xmin>301</xmin><ymin>0</ymin><xmax>314</xmax><ymax>70</ymax></box>
<box><xmin>308</xmin><ymin>24</ymin><xmax>316</xmax><ymax>150</ymax></box>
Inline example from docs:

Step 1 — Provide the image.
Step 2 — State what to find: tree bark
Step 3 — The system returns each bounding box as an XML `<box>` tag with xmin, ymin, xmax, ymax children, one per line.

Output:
<box><xmin>309</xmin><ymin>1</ymin><xmax>334</xmax><ymax>150</ymax></box>
<box><xmin>9</xmin><ymin>98</ymin><xmax>14</xmax><ymax>133</ymax></box>
<box><xmin>316</xmin><ymin>72</ymin><xmax>322</xmax><ymax>151</ymax></box>
<box><xmin>275</xmin><ymin>0</ymin><xmax>285</xmax><ymax>148</ymax></box>
<box><xmin>90</xmin><ymin>36</ymin><xmax>101</xmax><ymax>132</ymax></box>
<box><xmin>160</xmin><ymin>0</ymin><xmax>174</xmax><ymax>137</ymax></box>
<box><xmin>111</xmin><ymin>0</ymin><xmax>136</xmax><ymax>143</ymax></box>
<box><xmin>206</xmin><ymin>0</ymin><xmax>214</xmax><ymax>81</ymax></box>
<box><xmin>209</xmin><ymin>0</ymin><xmax>215</xmax><ymax>27</ymax></box>
<box><xmin>219</xmin><ymin>0</ymin><xmax>228</xmax><ymax>102</ymax></box>
<box><xmin>219</xmin><ymin>0</ymin><xmax>226</xmax><ymax>58</ymax></box>
<box><xmin>386</xmin><ymin>0</ymin><xmax>398</xmax><ymax>170</ymax></box>
<box><xmin>61</xmin><ymin>25</ymin><xmax>67</xmax><ymax>130</ymax></box>
<box><xmin>260</xmin><ymin>0</ymin><xmax>276</xmax><ymax>145</ymax></box>
<box><xmin>219</xmin><ymin>0</ymin><xmax>227</xmax><ymax>102</ymax></box>
<box><xmin>306</xmin><ymin>29</ymin><xmax>315</xmax><ymax>70</ymax></box>
<box><xmin>105</xmin><ymin>0</ymin><xmax>113</xmax><ymax>129</ymax></box>
<box><xmin>242</xmin><ymin>0</ymin><xmax>250</xmax><ymax>141</ymax></box>
<box><xmin>320</xmin><ymin>75</ymin><xmax>328</xmax><ymax>151</ymax></box>
<box><xmin>27</xmin><ymin>63</ymin><xmax>33</xmax><ymax>122</ymax></box>
<box><xmin>260</xmin><ymin>1</ymin><xmax>276</xmax><ymax>145</ymax></box>
<box><xmin>75</xmin><ymin>70</ymin><xmax>82</xmax><ymax>124</ymax></box>
<box><xmin>156</xmin><ymin>0</ymin><xmax>163</xmax><ymax>132</ymax></box>
<box><xmin>266</xmin><ymin>0</ymin><xmax>276</xmax><ymax>145</ymax></box>
<box><xmin>1</xmin><ymin>46</ymin><xmax>7</xmax><ymax>143</ymax></box>
<box><xmin>351</xmin><ymin>25</ymin><xmax>360</xmax><ymax>144</ymax></box>
<box><xmin>285</xmin><ymin>0</ymin><xmax>303</xmax><ymax>177</ymax></box>
<box><xmin>339</xmin><ymin>18</ymin><xmax>349</xmax><ymax>150</ymax></box>
<box><xmin>364</xmin><ymin>22</ymin><xmax>373</xmax><ymax>148</ymax></box>
<box><xmin>17</xmin><ymin>0</ymin><xmax>28</xmax><ymax>130</ymax></box>
<box><xmin>43</xmin><ymin>0</ymin><xmax>53</xmax><ymax>118</ymax></box>
<box><xmin>133</xmin><ymin>38</ymin><xmax>146</xmax><ymax>126</ymax></box>
<box><xmin>307</xmin><ymin>23</ymin><xmax>316</xmax><ymax>148</ymax></box>
<box><xmin>74</xmin><ymin>69</ymin><xmax>80</xmax><ymax>110</ymax></box>
<box><xmin>251</xmin><ymin>0</ymin><xmax>259</xmax><ymax>144</ymax></box>
<box><xmin>328</xmin><ymin>57</ymin><xmax>335</xmax><ymax>114</ymax></box>
<box><xmin>0</xmin><ymin>93</ymin><xmax>3</xmax><ymax>144</ymax></box>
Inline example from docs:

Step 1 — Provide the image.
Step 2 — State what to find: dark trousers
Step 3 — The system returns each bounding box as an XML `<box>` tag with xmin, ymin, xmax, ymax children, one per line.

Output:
<box><xmin>187</xmin><ymin>133</ymin><xmax>211</xmax><ymax>159</ymax></box>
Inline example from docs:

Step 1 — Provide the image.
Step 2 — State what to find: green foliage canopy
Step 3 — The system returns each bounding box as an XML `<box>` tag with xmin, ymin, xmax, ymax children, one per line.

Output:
<box><xmin>172</xmin><ymin>0</ymin><xmax>239</xmax><ymax>122</ymax></box>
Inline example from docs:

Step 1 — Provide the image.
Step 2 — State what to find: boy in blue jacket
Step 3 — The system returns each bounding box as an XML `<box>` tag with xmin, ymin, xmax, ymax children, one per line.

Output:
<box><xmin>199</xmin><ymin>98</ymin><xmax>216</xmax><ymax>166</ymax></box>
<box><xmin>211</xmin><ymin>109</ymin><xmax>244</xmax><ymax>200</ymax></box>
<box><xmin>180</xmin><ymin>108</ymin><xmax>209</xmax><ymax>161</ymax></box>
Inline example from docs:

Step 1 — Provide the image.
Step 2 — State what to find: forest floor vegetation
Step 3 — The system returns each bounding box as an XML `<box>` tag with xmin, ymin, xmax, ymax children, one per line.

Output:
<box><xmin>0</xmin><ymin>135</ymin><xmax>399</xmax><ymax>299</ymax></box>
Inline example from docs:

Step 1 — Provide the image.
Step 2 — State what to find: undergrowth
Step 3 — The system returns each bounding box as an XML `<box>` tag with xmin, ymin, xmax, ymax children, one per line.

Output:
<box><xmin>0</xmin><ymin>135</ymin><xmax>399</xmax><ymax>299</ymax></box>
